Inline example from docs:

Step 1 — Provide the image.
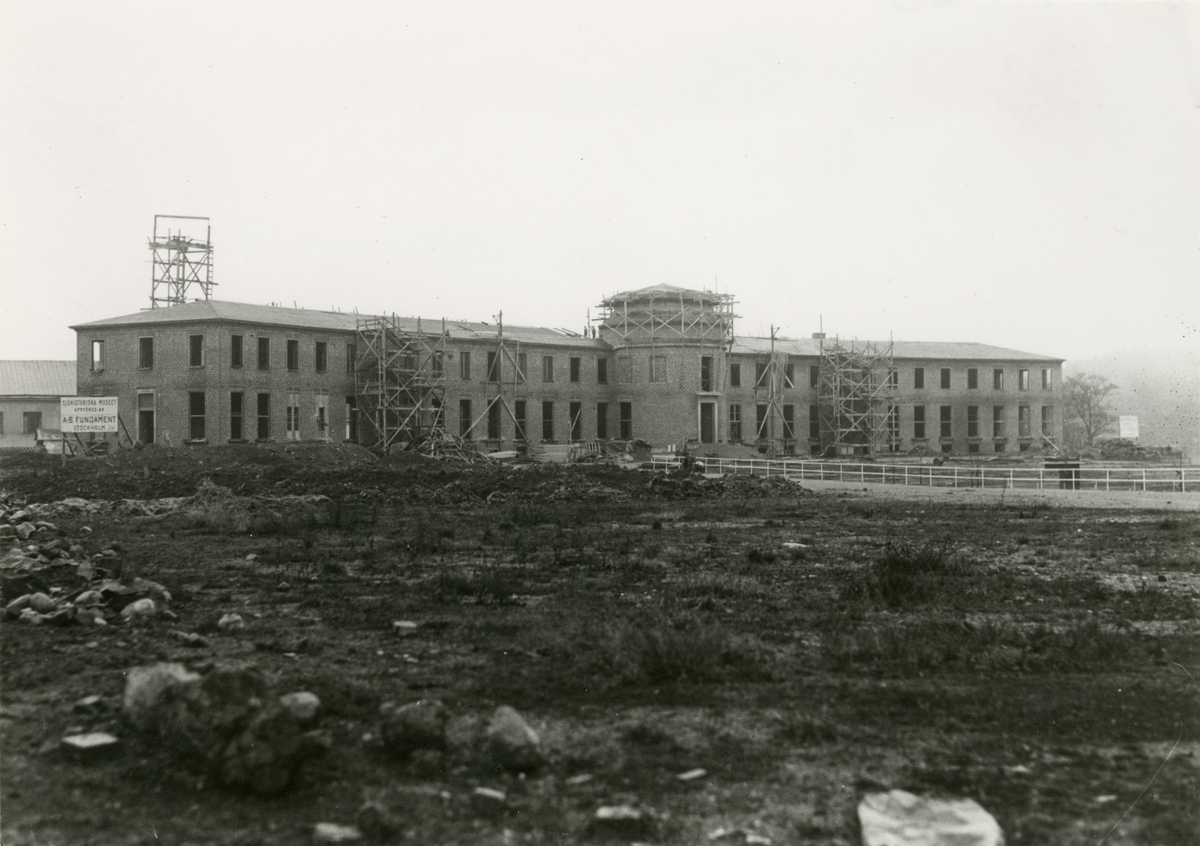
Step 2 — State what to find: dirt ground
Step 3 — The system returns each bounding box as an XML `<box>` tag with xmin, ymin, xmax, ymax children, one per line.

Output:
<box><xmin>2</xmin><ymin>445</ymin><xmax>1198</xmax><ymax>845</ymax></box>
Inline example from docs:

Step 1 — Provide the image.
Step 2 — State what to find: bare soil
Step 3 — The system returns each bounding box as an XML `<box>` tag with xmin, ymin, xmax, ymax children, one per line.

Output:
<box><xmin>2</xmin><ymin>445</ymin><xmax>1198</xmax><ymax>845</ymax></box>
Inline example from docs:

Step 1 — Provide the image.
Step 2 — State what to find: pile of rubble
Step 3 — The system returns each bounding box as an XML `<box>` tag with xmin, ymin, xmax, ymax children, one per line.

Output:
<box><xmin>1</xmin><ymin>494</ymin><xmax>173</xmax><ymax>627</ymax></box>
<box><xmin>402</xmin><ymin>431</ymin><xmax>492</xmax><ymax>463</ymax></box>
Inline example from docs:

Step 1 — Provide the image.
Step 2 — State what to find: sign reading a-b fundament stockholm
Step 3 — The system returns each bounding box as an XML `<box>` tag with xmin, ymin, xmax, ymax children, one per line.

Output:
<box><xmin>61</xmin><ymin>397</ymin><xmax>118</xmax><ymax>433</ymax></box>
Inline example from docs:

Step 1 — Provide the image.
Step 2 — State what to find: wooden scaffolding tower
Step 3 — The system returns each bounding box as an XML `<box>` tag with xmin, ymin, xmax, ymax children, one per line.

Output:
<box><xmin>817</xmin><ymin>338</ymin><xmax>898</xmax><ymax>456</ymax></box>
<box><xmin>354</xmin><ymin>315</ymin><xmax>447</xmax><ymax>454</ymax></box>
<box><xmin>752</xmin><ymin>327</ymin><xmax>795</xmax><ymax>456</ymax></box>
<box><xmin>459</xmin><ymin>312</ymin><xmax>528</xmax><ymax>448</ymax></box>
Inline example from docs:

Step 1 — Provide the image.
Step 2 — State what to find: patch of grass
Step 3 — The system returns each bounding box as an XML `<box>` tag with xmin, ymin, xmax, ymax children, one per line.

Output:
<box><xmin>841</xmin><ymin>543</ymin><xmax>966</xmax><ymax>607</ymax></box>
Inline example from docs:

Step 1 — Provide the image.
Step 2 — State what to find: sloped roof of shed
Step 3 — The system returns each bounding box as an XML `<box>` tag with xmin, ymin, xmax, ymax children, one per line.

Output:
<box><xmin>0</xmin><ymin>361</ymin><xmax>77</xmax><ymax>397</ymax></box>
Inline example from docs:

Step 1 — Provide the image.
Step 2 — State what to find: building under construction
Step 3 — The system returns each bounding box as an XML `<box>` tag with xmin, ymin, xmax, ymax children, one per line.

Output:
<box><xmin>72</xmin><ymin>228</ymin><xmax>1065</xmax><ymax>456</ymax></box>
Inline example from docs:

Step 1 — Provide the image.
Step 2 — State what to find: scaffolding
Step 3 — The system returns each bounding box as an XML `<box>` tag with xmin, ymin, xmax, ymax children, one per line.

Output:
<box><xmin>817</xmin><ymin>338</ymin><xmax>898</xmax><ymax>456</ymax></box>
<box><xmin>354</xmin><ymin>315</ymin><xmax>447</xmax><ymax>453</ymax></box>
<box><xmin>597</xmin><ymin>285</ymin><xmax>735</xmax><ymax>350</ymax></box>
<box><xmin>459</xmin><ymin>312</ymin><xmax>529</xmax><ymax>448</ymax></box>
<box><xmin>751</xmin><ymin>327</ymin><xmax>797</xmax><ymax>456</ymax></box>
<box><xmin>149</xmin><ymin>215</ymin><xmax>214</xmax><ymax>308</ymax></box>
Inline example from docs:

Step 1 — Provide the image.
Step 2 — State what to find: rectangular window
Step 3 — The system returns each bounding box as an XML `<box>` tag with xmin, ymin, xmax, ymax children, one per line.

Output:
<box><xmin>940</xmin><ymin>405</ymin><xmax>952</xmax><ymax>438</ymax></box>
<box><xmin>968</xmin><ymin>443</ymin><xmax>980</xmax><ymax>454</ymax></box>
<box><xmin>139</xmin><ymin>337</ymin><xmax>154</xmax><ymax>369</ymax></box>
<box><xmin>569</xmin><ymin>357</ymin><xmax>581</xmax><ymax>383</ymax></box>
<box><xmin>649</xmin><ymin>353</ymin><xmax>667</xmax><ymax>383</ymax></box>
<box><xmin>701</xmin><ymin>356</ymin><xmax>713</xmax><ymax>392</ymax></box>
<box><xmin>256</xmin><ymin>393</ymin><xmax>271</xmax><ymax>440</ymax></box>
<box><xmin>345</xmin><ymin>396</ymin><xmax>357</xmax><ymax>442</ymax></box>
<box><xmin>230</xmin><ymin>392</ymin><xmax>244</xmax><ymax>441</ymax></box>
<box><xmin>542</xmin><ymin>401</ymin><xmax>555</xmax><ymax>441</ymax></box>
<box><xmin>514</xmin><ymin>400</ymin><xmax>527</xmax><ymax>440</ymax></box>
<box><xmin>783</xmin><ymin>364</ymin><xmax>795</xmax><ymax>389</ymax></box>
<box><xmin>432</xmin><ymin>350</ymin><xmax>443</xmax><ymax>378</ymax></box>
<box><xmin>913</xmin><ymin>405</ymin><xmax>926</xmax><ymax>439</ymax></box>
<box><xmin>967</xmin><ymin>406</ymin><xmax>979</xmax><ymax>438</ymax></box>
<box><xmin>940</xmin><ymin>368</ymin><xmax>951</xmax><ymax>389</ymax></box>
<box><xmin>1041</xmin><ymin>406</ymin><xmax>1053</xmax><ymax>436</ymax></box>
<box><xmin>286</xmin><ymin>393</ymin><xmax>301</xmax><ymax>440</ymax></box>
<box><xmin>258</xmin><ymin>337</ymin><xmax>270</xmax><ymax>370</ymax></box>
<box><xmin>729</xmin><ymin>404</ymin><xmax>742</xmax><ymax>441</ymax></box>
<box><xmin>542</xmin><ymin>355</ymin><xmax>555</xmax><ymax>383</ymax></box>
<box><xmin>1041</xmin><ymin>368</ymin><xmax>1052</xmax><ymax>390</ymax></box>
<box><xmin>596</xmin><ymin>358</ymin><xmax>608</xmax><ymax>384</ymax></box>
<box><xmin>888</xmin><ymin>368</ymin><xmax>898</xmax><ymax>388</ymax></box>
<box><xmin>0</xmin><ymin>412</ymin><xmax>4</xmax><ymax>434</ymax></box>
<box><xmin>569</xmin><ymin>401</ymin><xmax>582</xmax><ymax>441</ymax></box>
<box><xmin>782</xmin><ymin>404</ymin><xmax>795</xmax><ymax>440</ymax></box>
<box><xmin>888</xmin><ymin>405</ymin><xmax>899</xmax><ymax>449</ymax></box>
<box><xmin>755</xmin><ymin>361</ymin><xmax>768</xmax><ymax>388</ymax></box>
<box><xmin>316</xmin><ymin>395</ymin><xmax>328</xmax><ymax>439</ymax></box>
<box><xmin>315</xmin><ymin>342</ymin><xmax>328</xmax><ymax>373</ymax></box>
<box><xmin>913</xmin><ymin>367</ymin><xmax>924</xmax><ymax>389</ymax></box>
<box><xmin>994</xmin><ymin>441</ymin><xmax>1006</xmax><ymax>454</ymax></box>
<box><xmin>487</xmin><ymin>400</ymin><xmax>501</xmax><ymax>440</ymax></box>
<box><xmin>809</xmin><ymin>405</ymin><xmax>820</xmax><ymax>440</ymax></box>
<box><xmin>730</xmin><ymin>363</ymin><xmax>741</xmax><ymax>388</ymax></box>
<box><xmin>459</xmin><ymin>399</ymin><xmax>472</xmax><ymax>437</ymax></box>
<box><xmin>231</xmin><ymin>335</ymin><xmax>244</xmax><ymax>368</ymax></box>
<box><xmin>1018</xmin><ymin>405</ymin><xmax>1031</xmax><ymax>438</ymax></box>
<box><xmin>993</xmin><ymin>405</ymin><xmax>1005</xmax><ymax>438</ymax></box>
<box><xmin>346</xmin><ymin>343</ymin><xmax>357</xmax><ymax>374</ymax></box>
<box><xmin>810</xmin><ymin>365</ymin><xmax>820</xmax><ymax>389</ymax></box>
<box><xmin>596</xmin><ymin>402</ymin><xmax>608</xmax><ymax>439</ymax></box>
<box><xmin>188</xmin><ymin>392</ymin><xmax>206</xmax><ymax>440</ymax></box>
<box><xmin>618</xmin><ymin>402</ymin><xmax>632</xmax><ymax>440</ymax></box>
<box><xmin>91</xmin><ymin>340</ymin><xmax>104</xmax><ymax>371</ymax></box>
<box><xmin>516</xmin><ymin>353</ymin><xmax>527</xmax><ymax>383</ymax></box>
<box><xmin>23</xmin><ymin>411</ymin><xmax>42</xmax><ymax>435</ymax></box>
<box><xmin>286</xmin><ymin>340</ymin><xmax>299</xmax><ymax>371</ymax></box>
<box><xmin>460</xmin><ymin>351</ymin><xmax>472</xmax><ymax>380</ymax></box>
<box><xmin>967</xmin><ymin>368</ymin><xmax>978</xmax><ymax>389</ymax></box>
<box><xmin>1019</xmin><ymin>369</ymin><xmax>1030</xmax><ymax>391</ymax></box>
<box><xmin>487</xmin><ymin>351</ymin><xmax>500</xmax><ymax>383</ymax></box>
<box><xmin>189</xmin><ymin>335</ymin><xmax>204</xmax><ymax>367</ymax></box>
<box><xmin>756</xmin><ymin>403</ymin><xmax>768</xmax><ymax>440</ymax></box>
<box><xmin>993</xmin><ymin>369</ymin><xmax>1004</xmax><ymax>391</ymax></box>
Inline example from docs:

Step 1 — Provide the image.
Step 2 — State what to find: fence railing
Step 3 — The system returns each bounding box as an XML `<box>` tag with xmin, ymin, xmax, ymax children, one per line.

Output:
<box><xmin>649</xmin><ymin>456</ymin><xmax>1197</xmax><ymax>493</ymax></box>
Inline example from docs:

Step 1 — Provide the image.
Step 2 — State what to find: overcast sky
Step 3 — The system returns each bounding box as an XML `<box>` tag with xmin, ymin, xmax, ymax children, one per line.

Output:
<box><xmin>3</xmin><ymin>1</ymin><xmax>1198</xmax><ymax>366</ymax></box>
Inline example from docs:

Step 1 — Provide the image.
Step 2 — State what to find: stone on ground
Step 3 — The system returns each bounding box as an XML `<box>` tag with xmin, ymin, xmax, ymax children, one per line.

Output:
<box><xmin>857</xmin><ymin>790</ymin><xmax>1003</xmax><ymax>846</ymax></box>
<box><xmin>379</xmin><ymin>699</ymin><xmax>448</xmax><ymax>758</ymax></box>
<box><xmin>484</xmin><ymin>705</ymin><xmax>543</xmax><ymax>772</ymax></box>
<box><xmin>123</xmin><ymin>662</ymin><xmax>202</xmax><ymax>730</ymax></box>
<box><xmin>313</xmin><ymin>822</ymin><xmax>363</xmax><ymax>843</ymax></box>
<box><xmin>589</xmin><ymin>806</ymin><xmax>655</xmax><ymax>841</ymax></box>
<box><xmin>280</xmin><ymin>691</ymin><xmax>323</xmax><ymax>728</ymax></box>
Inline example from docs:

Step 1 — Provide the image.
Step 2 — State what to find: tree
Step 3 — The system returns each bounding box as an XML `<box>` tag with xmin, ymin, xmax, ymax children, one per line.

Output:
<box><xmin>1064</xmin><ymin>373</ymin><xmax>1118</xmax><ymax>447</ymax></box>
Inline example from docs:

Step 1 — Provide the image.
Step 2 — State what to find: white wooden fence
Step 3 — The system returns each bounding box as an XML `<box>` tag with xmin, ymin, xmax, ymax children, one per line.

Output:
<box><xmin>649</xmin><ymin>456</ymin><xmax>1197</xmax><ymax>493</ymax></box>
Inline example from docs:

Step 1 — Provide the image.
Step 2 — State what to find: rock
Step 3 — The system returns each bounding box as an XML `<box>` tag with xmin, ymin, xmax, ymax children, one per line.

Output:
<box><xmin>75</xmin><ymin>606</ymin><xmax>106</xmax><ymax>626</ymax></box>
<box><xmin>857</xmin><ymin>790</ymin><xmax>1003</xmax><ymax>846</ymax></box>
<box><xmin>565</xmin><ymin>773</ymin><xmax>594</xmax><ymax>786</ymax></box>
<box><xmin>74</xmin><ymin>589</ymin><xmax>104</xmax><ymax>607</ymax></box>
<box><xmin>313</xmin><ymin>822</ymin><xmax>363</xmax><ymax>843</ymax></box>
<box><xmin>218</xmin><ymin>706</ymin><xmax>330</xmax><ymax>795</ymax></box>
<box><xmin>28</xmin><ymin>592</ymin><xmax>58</xmax><ymax>614</ymax></box>
<box><xmin>280</xmin><ymin>692</ymin><xmax>322</xmax><ymax>728</ymax></box>
<box><xmin>0</xmin><ymin>525</ymin><xmax>15</xmax><ymax>539</ymax></box>
<box><xmin>355</xmin><ymin>801</ymin><xmax>401</xmax><ymax>840</ymax></box>
<box><xmin>61</xmin><ymin>732</ymin><xmax>120</xmax><ymax>761</ymax></box>
<box><xmin>18</xmin><ymin>608</ymin><xmax>43</xmax><ymax>625</ymax></box>
<box><xmin>123</xmin><ymin>662</ymin><xmax>202</xmax><ymax>730</ymax></box>
<box><xmin>677</xmin><ymin>767</ymin><xmax>707</xmax><ymax>781</ymax></box>
<box><xmin>589</xmin><ymin>806</ymin><xmax>655</xmax><ymax>841</ymax></box>
<box><xmin>74</xmin><ymin>694</ymin><xmax>105</xmax><ymax>714</ymax></box>
<box><xmin>169</xmin><ymin>630</ymin><xmax>209</xmax><ymax>647</ymax></box>
<box><xmin>44</xmin><ymin>607</ymin><xmax>76</xmax><ymax>626</ymax></box>
<box><xmin>246</xmin><ymin>553</ymin><xmax>258</xmax><ymax>563</ymax></box>
<box><xmin>484</xmin><ymin>705</ymin><xmax>543</xmax><ymax>772</ymax></box>
<box><xmin>5</xmin><ymin>594</ymin><xmax>32</xmax><ymax>615</ymax></box>
<box><xmin>15</xmin><ymin>523</ymin><xmax>37</xmax><ymax>541</ymax></box>
<box><xmin>379</xmin><ymin>699</ymin><xmax>448</xmax><ymax>758</ymax></box>
<box><xmin>392</xmin><ymin>620</ymin><xmax>419</xmax><ymax>636</ymax></box>
<box><xmin>471</xmin><ymin>787</ymin><xmax>507</xmax><ymax>819</ymax></box>
<box><xmin>218</xmin><ymin>613</ymin><xmax>246</xmax><ymax>631</ymax></box>
<box><xmin>121</xmin><ymin>598</ymin><xmax>158</xmax><ymax>621</ymax></box>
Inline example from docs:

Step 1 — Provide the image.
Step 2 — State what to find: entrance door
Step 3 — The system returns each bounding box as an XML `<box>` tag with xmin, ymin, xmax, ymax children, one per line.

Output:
<box><xmin>137</xmin><ymin>393</ymin><xmax>155</xmax><ymax>444</ymax></box>
<box><xmin>699</xmin><ymin>402</ymin><xmax>715</xmax><ymax>444</ymax></box>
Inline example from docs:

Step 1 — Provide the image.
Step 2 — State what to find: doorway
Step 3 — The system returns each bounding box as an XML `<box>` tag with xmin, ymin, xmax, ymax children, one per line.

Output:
<box><xmin>699</xmin><ymin>402</ymin><xmax>715</xmax><ymax>444</ymax></box>
<box><xmin>137</xmin><ymin>392</ymin><xmax>155</xmax><ymax>445</ymax></box>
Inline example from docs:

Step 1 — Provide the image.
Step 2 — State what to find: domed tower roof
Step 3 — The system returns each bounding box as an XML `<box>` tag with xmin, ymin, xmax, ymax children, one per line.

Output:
<box><xmin>597</xmin><ymin>284</ymin><xmax>737</xmax><ymax>348</ymax></box>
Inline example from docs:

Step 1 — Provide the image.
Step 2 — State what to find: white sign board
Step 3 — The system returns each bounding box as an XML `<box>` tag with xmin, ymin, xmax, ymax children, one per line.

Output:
<box><xmin>1118</xmin><ymin>415</ymin><xmax>1139</xmax><ymax>440</ymax></box>
<box><xmin>61</xmin><ymin>397</ymin><xmax>119</xmax><ymax>433</ymax></box>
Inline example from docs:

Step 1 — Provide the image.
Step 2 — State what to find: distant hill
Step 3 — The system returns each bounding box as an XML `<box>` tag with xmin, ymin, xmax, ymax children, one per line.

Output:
<box><xmin>1065</xmin><ymin>347</ymin><xmax>1200</xmax><ymax>461</ymax></box>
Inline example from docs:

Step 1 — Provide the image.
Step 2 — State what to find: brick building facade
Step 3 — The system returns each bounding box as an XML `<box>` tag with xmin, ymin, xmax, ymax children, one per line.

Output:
<box><xmin>72</xmin><ymin>285</ymin><xmax>1063</xmax><ymax>456</ymax></box>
